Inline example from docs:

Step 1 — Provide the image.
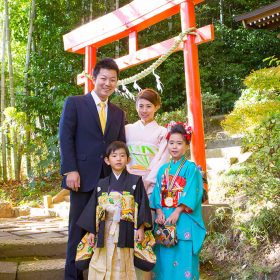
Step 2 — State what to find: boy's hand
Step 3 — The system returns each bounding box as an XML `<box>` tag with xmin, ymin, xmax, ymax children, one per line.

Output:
<box><xmin>155</xmin><ymin>208</ymin><xmax>165</xmax><ymax>224</ymax></box>
<box><xmin>135</xmin><ymin>225</ymin><xmax>145</xmax><ymax>242</ymax></box>
<box><xmin>87</xmin><ymin>233</ymin><xmax>95</xmax><ymax>247</ymax></box>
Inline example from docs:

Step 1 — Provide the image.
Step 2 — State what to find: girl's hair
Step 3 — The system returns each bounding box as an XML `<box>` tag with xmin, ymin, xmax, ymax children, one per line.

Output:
<box><xmin>136</xmin><ymin>88</ymin><xmax>161</xmax><ymax>107</ymax></box>
<box><xmin>169</xmin><ymin>124</ymin><xmax>191</xmax><ymax>144</ymax></box>
<box><xmin>105</xmin><ymin>141</ymin><xmax>130</xmax><ymax>158</ymax></box>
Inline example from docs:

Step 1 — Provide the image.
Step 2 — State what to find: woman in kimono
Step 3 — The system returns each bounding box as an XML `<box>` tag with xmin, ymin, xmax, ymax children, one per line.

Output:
<box><xmin>77</xmin><ymin>141</ymin><xmax>152</xmax><ymax>280</ymax></box>
<box><xmin>150</xmin><ymin>122</ymin><xmax>206</xmax><ymax>280</ymax></box>
<box><xmin>125</xmin><ymin>88</ymin><xmax>170</xmax><ymax>198</ymax></box>
<box><xmin>125</xmin><ymin>88</ymin><xmax>170</xmax><ymax>280</ymax></box>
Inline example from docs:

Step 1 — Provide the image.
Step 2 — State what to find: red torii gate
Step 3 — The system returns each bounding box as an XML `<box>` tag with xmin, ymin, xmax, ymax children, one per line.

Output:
<box><xmin>63</xmin><ymin>0</ymin><xmax>214</xmax><ymax>191</ymax></box>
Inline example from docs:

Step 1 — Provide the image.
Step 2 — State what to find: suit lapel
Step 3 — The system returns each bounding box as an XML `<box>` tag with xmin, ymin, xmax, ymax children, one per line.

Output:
<box><xmin>84</xmin><ymin>92</ymin><xmax>103</xmax><ymax>133</ymax></box>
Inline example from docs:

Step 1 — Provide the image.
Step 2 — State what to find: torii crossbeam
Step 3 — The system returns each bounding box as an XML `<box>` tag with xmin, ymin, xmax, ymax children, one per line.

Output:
<box><xmin>63</xmin><ymin>0</ymin><xmax>214</xmax><ymax>191</ymax></box>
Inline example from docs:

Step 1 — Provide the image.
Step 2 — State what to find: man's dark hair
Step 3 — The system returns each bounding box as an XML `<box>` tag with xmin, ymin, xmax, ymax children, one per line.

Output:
<box><xmin>105</xmin><ymin>141</ymin><xmax>129</xmax><ymax>158</ymax></box>
<box><xmin>93</xmin><ymin>58</ymin><xmax>120</xmax><ymax>79</ymax></box>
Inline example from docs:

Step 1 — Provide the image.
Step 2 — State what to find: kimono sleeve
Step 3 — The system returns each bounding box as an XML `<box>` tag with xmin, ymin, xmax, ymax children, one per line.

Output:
<box><xmin>76</xmin><ymin>187</ymin><xmax>98</xmax><ymax>234</ymax></box>
<box><xmin>149</xmin><ymin>166</ymin><xmax>165</xmax><ymax>210</ymax></box>
<box><xmin>134</xmin><ymin>177</ymin><xmax>152</xmax><ymax>229</ymax></box>
<box><xmin>178</xmin><ymin>163</ymin><xmax>204</xmax><ymax>211</ymax></box>
<box><xmin>145</xmin><ymin>128</ymin><xmax>169</xmax><ymax>185</ymax></box>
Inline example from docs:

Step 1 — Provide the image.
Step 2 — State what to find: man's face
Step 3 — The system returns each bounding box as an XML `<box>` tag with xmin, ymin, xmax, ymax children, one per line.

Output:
<box><xmin>93</xmin><ymin>68</ymin><xmax>118</xmax><ymax>101</ymax></box>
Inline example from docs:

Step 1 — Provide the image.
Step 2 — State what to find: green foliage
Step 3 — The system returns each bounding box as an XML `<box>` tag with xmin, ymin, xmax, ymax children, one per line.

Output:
<box><xmin>155</xmin><ymin>108</ymin><xmax>187</xmax><ymax>126</ymax></box>
<box><xmin>222</xmin><ymin>99</ymin><xmax>280</xmax><ymax>134</ymax></box>
<box><xmin>0</xmin><ymin>172</ymin><xmax>62</xmax><ymax>206</ymax></box>
<box><xmin>198</xmin><ymin>23</ymin><xmax>280</xmax><ymax>113</ymax></box>
<box><xmin>202</xmin><ymin>91</ymin><xmax>220</xmax><ymax>117</ymax></box>
<box><xmin>222</xmin><ymin>65</ymin><xmax>280</xmax><ymax>134</ymax></box>
<box><xmin>244</xmin><ymin>65</ymin><xmax>280</xmax><ymax>92</ymax></box>
<box><xmin>244</xmin><ymin>113</ymin><xmax>280</xmax><ymax>177</ymax></box>
<box><xmin>2</xmin><ymin>0</ymin><xmax>280</xmax><ymax>184</ymax></box>
<box><xmin>219</xmin><ymin>65</ymin><xmax>280</xmax><ymax>244</ymax></box>
<box><xmin>110</xmin><ymin>94</ymin><xmax>138</xmax><ymax>124</ymax></box>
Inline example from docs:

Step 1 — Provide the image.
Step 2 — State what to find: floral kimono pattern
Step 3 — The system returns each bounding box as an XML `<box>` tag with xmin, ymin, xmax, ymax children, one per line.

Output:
<box><xmin>150</xmin><ymin>158</ymin><xmax>206</xmax><ymax>280</ymax></box>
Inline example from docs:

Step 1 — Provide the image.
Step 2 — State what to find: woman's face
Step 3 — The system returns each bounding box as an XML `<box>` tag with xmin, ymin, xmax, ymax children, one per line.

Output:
<box><xmin>136</xmin><ymin>98</ymin><xmax>158</xmax><ymax>124</ymax></box>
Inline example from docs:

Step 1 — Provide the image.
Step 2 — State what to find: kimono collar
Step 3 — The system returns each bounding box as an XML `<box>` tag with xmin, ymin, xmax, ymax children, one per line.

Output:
<box><xmin>171</xmin><ymin>155</ymin><xmax>187</xmax><ymax>166</ymax></box>
<box><xmin>138</xmin><ymin>119</ymin><xmax>157</xmax><ymax>128</ymax></box>
<box><xmin>109</xmin><ymin>169</ymin><xmax>128</xmax><ymax>185</ymax></box>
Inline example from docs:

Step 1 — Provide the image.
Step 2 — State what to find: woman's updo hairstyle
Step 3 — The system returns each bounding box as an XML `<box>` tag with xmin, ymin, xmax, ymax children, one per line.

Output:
<box><xmin>136</xmin><ymin>88</ymin><xmax>161</xmax><ymax>107</ymax></box>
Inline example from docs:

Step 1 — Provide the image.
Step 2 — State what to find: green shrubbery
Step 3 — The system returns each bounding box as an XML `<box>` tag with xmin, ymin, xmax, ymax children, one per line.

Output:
<box><xmin>221</xmin><ymin>64</ymin><xmax>280</xmax><ymax>243</ymax></box>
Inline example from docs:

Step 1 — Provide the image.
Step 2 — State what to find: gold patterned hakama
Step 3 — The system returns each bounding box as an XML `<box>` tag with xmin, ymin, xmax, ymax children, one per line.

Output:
<box><xmin>88</xmin><ymin>192</ymin><xmax>137</xmax><ymax>280</ymax></box>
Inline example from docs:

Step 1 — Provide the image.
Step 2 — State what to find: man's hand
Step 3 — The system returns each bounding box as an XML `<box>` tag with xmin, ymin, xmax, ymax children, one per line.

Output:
<box><xmin>155</xmin><ymin>208</ymin><xmax>165</xmax><ymax>225</ymax></box>
<box><xmin>66</xmin><ymin>171</ymin><xmax>80</xmax><ymax>192</ymax></box>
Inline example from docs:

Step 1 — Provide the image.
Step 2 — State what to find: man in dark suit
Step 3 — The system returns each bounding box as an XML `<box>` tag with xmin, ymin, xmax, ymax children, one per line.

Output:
<box><xmin>59</xmin><ymin>58</ymin><xmax>126</xmax><ymax>280</ymax></box>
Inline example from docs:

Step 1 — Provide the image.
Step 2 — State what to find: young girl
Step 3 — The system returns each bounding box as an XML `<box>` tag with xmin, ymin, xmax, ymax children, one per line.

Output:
<box><xmin>77</xmin><ymin>141</ymin><xmax>152</xmax><ymax>279</ymax></box>
<box><xmin>150</xmin><ymin>122</ymin><xmax>206</xmax><ymax>280</ymax></box>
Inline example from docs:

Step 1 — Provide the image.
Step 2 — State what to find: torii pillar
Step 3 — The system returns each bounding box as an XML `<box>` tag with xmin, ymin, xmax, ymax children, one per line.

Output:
<box><xmin>63</xmin><ymin>0</ymin><xmax>214</xmax><ymax>192</ymax></box>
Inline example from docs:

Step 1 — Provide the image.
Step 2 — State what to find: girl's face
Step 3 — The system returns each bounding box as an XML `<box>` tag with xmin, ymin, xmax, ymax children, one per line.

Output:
<box><xmin>136</xmin><ymin>98</ymin><xmax>159</xmax><ymax>124</ymax></box>
<box><xmin>168</xmin><ymin>133</ymin><xmax>188</xmax><ymax>161</ymax></box>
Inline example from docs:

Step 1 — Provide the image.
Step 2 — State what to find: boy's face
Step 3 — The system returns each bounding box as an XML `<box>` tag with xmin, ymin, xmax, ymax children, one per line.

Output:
<box><xmin>104</xmin><ymin>148</ymin><xmax>129</xmax><ymax>174</ymax></box>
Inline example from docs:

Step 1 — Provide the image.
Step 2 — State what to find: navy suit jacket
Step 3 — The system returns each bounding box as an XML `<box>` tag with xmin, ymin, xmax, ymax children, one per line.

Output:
<box><xmin>59</xmin><ymin>92</ymin><xmax>126</xmax><ymax>192</ymax></box>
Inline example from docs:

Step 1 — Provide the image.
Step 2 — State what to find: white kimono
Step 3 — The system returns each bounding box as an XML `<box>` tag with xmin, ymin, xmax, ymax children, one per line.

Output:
<box><xmin>125</xmin><ymin>120</ymin><xmax>170</xmax><ymax>195</ymax></box>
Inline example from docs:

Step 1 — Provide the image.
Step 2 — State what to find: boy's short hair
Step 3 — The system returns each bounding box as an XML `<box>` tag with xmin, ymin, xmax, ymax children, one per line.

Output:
<box><xmin>105</xmin><ymin>141</ymin><xmax>130</xmax><ymax>158</ymax></box>
<box><xmin>93</xmin><ymin>58</ymin><xmax>120</xmax><ymax>79</ymax></box>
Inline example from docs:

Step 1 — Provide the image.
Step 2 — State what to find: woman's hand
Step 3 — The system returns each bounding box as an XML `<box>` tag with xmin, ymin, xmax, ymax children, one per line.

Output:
<box><xmin>135</xmin><ymin>225</ymin><xmax>145</xmax><ymax>242</ymax></box>
<box><xmin>87</xmin><ymin>233</ymin><xmax>95</xmax><ymax>247</ymax></box>
<box><xmin>155</xmin><ymin>208</ymin><xmax>165</xmax><ymax>224</ymax></box>
<box><xmin>165</xmin><ymin>205</ymin><xmax>185</xmax><ymax>225</ymax></box>
<box><xmin>144</xmin><ymin>180</ymin><xmax>153</xmax><ymax>193</ymax></box>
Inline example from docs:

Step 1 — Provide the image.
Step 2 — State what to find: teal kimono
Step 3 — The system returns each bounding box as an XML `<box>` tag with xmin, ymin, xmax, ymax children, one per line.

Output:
<box><xmin>150</xmin><ymin>158</ymin><xmax>206</xmax><ymax>280</ymax></box>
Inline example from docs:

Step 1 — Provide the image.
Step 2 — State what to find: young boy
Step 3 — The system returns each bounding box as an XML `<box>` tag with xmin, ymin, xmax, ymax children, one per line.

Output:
<box><xmin>77</xmin><ymin>141</ymin><xmax>152</xmax><ymax>279</ymax></box>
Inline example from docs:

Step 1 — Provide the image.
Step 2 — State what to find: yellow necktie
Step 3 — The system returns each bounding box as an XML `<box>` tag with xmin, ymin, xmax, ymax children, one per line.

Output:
<box><xmin>99</xmin><ymin>102</ymin><xmax>106</xmax><ymax>133</ymax></box>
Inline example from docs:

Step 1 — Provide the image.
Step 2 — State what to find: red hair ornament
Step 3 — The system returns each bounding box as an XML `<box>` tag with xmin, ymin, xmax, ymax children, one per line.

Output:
<box><xmin>165</xmin><ymin>121</ymin><xmax>192</xmax><ymax>143</ymax></box>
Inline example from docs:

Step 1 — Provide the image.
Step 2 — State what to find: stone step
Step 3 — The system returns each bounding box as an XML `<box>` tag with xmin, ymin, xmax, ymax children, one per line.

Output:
<box><xmin>49</xmin><ymin>201</ymin><xmax>70</xmax><ymax>218</ymax></box>
<box><xmin>17</xmin><ymin>259</ymin><xmax>65</xmax><ymax>280</ymax></box>
<box><xmin>0</xmin><ymin>237</ymin><xmax>67</xmax><ymax>259</ymax></box>
<box><xmin>0</xmin><ymin>259</ymin><xmax>65</xmax><ymax>280</ymax></box>
<box><xmin>0</xmin><ymin>261</ymin><xmax>17</xmax><ymax>280</ymax></box>
<box><xmin>52</xmin><ymin>189</ymin><xmax>70</xmax><ymax>204</ymax></box>
<box><xmin>206</xmin><ymin>136</ymin><xmax>242</xmax><ymax>149</ymax></box>
<box><xmin>206</xmin><ymin>146</ymin><xmax>242</xmax><ymax>159</ymax></box>
<box><xmin>206</xmin><ymin>157</ymin><xmax>230</xmax><ymax>172</ymax></box>
<box><xmin>0</xmin><ymin>259</ymin><xmax>88</xmax><ymax>280</ymax></box>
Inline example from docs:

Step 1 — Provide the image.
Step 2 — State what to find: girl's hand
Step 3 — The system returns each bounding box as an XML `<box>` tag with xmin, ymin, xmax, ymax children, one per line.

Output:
<box><xmin>155</xmin><ymin>208</ymin><xmax>165</xmax><ymax>224</ymax></box>
<box><xmin>87</xmin><ymin>233</ymin><xmax>95</xmax><ymax>247</ymax></box>
<box><xmin>165</xmin><ymin>205</ymin><xmax>185</xmax><ymax>225</ymax></box>
<box><xmin>135</xmin><ymin>225</ymin><xmax>145</xmax><ymax>242</ymax></box>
